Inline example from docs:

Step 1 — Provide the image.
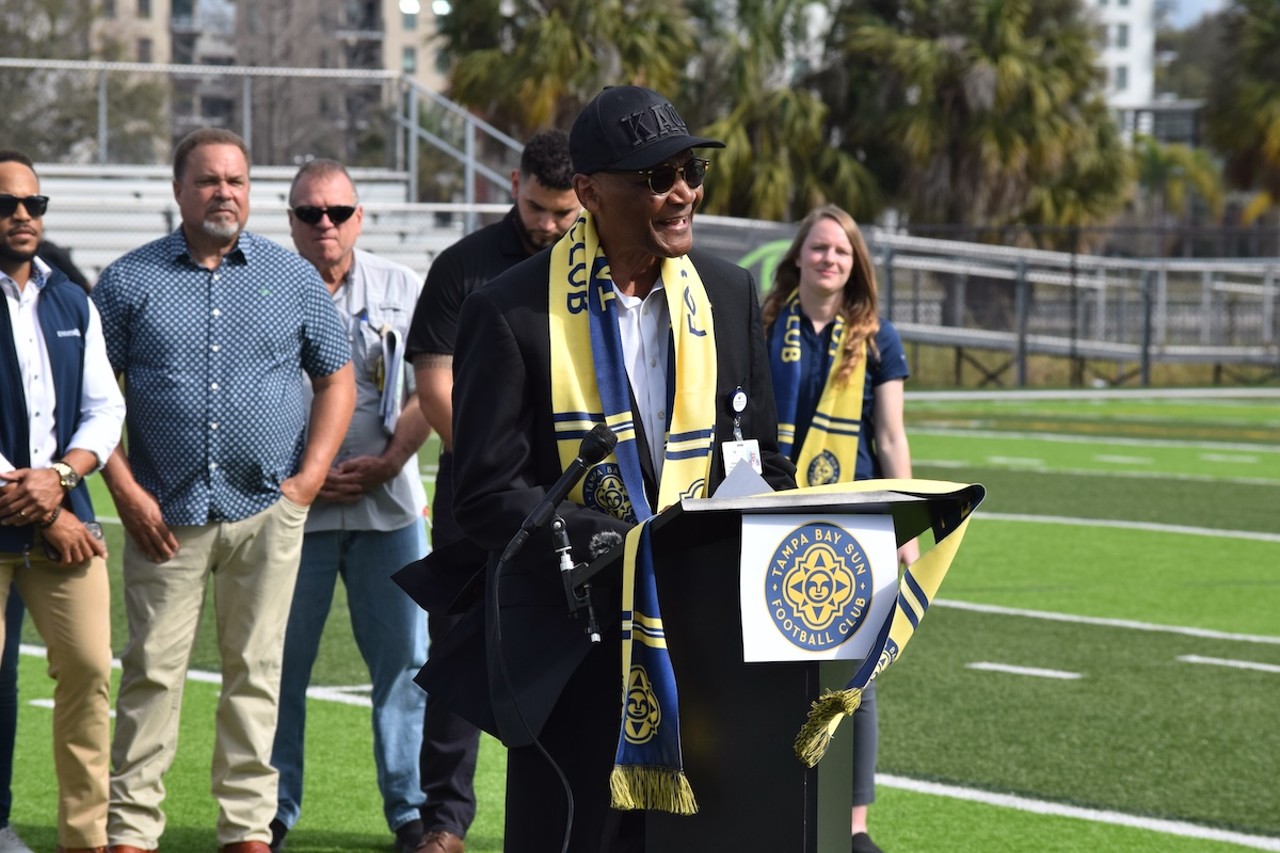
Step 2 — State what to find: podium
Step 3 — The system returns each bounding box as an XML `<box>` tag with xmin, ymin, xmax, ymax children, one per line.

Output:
<box><xmin>572</xmin><ymin>482</ymin><xmax>983</xmax><ymax>853</ymax></box>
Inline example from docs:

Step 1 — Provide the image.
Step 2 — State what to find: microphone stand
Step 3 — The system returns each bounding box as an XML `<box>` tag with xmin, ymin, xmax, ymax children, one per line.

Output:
<box><xmin>552</xmin><ymin>515</ymin><xmax>601</xmax><ymax>644</ymax></box>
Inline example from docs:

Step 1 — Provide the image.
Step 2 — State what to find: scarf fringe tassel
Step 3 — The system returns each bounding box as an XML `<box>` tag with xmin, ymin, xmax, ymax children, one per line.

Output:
<box><xmin>609</xmin><ymin>765</ymin><xmax>699</xmax><ymax>815</ymax></box>
<box><xmin>794</xmin><ymin>687</ymin><xmax>864</xmax><ymax>768</ymax></box>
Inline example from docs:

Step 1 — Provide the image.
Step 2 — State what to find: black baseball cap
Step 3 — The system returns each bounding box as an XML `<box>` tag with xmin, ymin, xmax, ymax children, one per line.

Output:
<box><xmin>570</xmin><ymin>86</ymin><xmax>724</xmax><ymax>175</ymax></box>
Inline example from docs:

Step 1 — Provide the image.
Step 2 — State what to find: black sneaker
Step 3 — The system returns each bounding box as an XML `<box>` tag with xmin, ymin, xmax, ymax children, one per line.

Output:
<box><xmin>269</xmin><ymin>818</ymin><xmax>289</xmax><ymax>852</ymax></box>
<box><xmin>852</xmin><ymin>831</ymin><xmax>885</xmax><ymax>853</ymax></box>
<box><xmin>395</xmin><ymin>818</ymin><xmax>426</xmax><ymax>853</ymax></box>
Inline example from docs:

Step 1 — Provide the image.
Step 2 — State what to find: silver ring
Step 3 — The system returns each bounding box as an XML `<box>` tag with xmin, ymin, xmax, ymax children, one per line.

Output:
<box><xmin>17</xmin><ymin>509</ymin><xmax>26</xmax><ymax>518</ymax></box>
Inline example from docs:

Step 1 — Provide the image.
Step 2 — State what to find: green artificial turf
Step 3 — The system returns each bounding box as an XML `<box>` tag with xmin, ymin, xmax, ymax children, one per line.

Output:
<box><xmin>8</xmin><ymin>392</ymin><xmax>1279</xmax><ymax>851</ymax></box>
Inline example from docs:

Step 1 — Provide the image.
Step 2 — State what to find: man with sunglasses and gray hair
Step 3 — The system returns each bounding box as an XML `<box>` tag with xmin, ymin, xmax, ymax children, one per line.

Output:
<box><xmin>267</xmin><ymin>159</ymin><xmax>431</xmax><ymax>853</ymax></box>
<box><xmin>0</xmin><ymin>149</ymin><xmax>125</xmax><ymax>853</ymax></box>
<box><xmin>439</xmin><ymin>87</ymin><xmax>794</xmax><ymax>852</ymax></box>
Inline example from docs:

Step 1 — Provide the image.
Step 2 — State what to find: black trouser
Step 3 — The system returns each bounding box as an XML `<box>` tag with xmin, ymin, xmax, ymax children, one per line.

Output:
<box><xmin>502</xmin><ymin>620</ymin><xmax>644</xmax><ymax>853</ymax></box>
<box><xmin>420</xmin><ymin>452</ymin><xmax>483</xmax><ymax>835</ymax></box>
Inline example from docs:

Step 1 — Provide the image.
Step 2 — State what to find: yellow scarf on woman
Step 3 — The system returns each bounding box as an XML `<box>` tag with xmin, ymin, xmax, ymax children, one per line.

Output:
<box><xmin>768</xmin><ymin>290</ymin><xmax>867</xmax><ymax>486</ymax></box>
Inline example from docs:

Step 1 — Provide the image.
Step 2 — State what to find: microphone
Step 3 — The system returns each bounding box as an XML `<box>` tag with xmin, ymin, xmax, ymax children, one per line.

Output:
<box><xmin>500</xmin><ymin>423</ymin><xmax>617</xmax><ymax>563</ymax></box>
<box><xmin>588</xmin><ymin>530</ymin><xmax>624</xmax><ymax>559</ymax></box>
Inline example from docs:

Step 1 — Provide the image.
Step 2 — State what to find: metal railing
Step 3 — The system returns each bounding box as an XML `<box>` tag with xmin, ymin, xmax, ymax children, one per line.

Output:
<box><xmin>0</xmin><ymin>57</ymin><xmax>520</xmax><ymax>223</ymax></box>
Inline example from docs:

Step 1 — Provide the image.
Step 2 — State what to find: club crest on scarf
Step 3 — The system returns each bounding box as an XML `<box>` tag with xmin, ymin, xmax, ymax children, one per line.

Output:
<box><xmin>584</xmin><ymin>462</ymin><xmax>636</xmax><ymax>524</ymax></box>
<box><xmin>623</xmin><ymin>665</ymin><xmax>662</xmax><ymax>744</ymax></box>
<box><xmin>807</xmin><ymin>450</ymin><xmax>841</xmax><ymax>486</ymax></box>
<box><xmin>767</xmin><ymin>521</ymin><xmax>873</xmax><ymax>651</ymax></box>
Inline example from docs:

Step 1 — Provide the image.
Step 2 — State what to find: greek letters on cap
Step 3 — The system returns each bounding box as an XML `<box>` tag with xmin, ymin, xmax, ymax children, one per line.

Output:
<box><xmin>618</xmin><ymin>103</ymin><xmax>689</xmax><ymax>150</ymax></box>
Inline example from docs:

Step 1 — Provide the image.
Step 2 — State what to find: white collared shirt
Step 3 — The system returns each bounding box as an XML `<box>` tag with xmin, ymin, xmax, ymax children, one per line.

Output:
<box><xmin>614</xmin><ymin>278</ymin><xmax>670</xmax><ymax>478</ymax></box>
<box><xmin>0</xmin><ymin>257</ymin><xmax>125</xmax><ymax>474</ymax></box>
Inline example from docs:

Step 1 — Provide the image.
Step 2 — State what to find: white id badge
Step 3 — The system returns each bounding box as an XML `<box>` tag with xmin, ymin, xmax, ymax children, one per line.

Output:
<box><xmin>721</xmin><ymin>438</ymin><xmax>763</xmax><ymax>476</ymax></box>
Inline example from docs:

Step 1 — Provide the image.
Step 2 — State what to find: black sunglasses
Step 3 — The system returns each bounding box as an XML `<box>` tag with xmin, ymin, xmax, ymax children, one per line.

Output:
<box><xmin>291</xmin><ymin>205</ymin><xmax>357</xmax><ymax>225</ymax></box>
<box><xmin>0</xmin><ymin>194</ymin><xmax>49</xmax><ymax>218</ymax></box>
<box><xmin>614</xmin><ymin>159</ymin><xmax>710</xmax><ymax>195</ymax></box>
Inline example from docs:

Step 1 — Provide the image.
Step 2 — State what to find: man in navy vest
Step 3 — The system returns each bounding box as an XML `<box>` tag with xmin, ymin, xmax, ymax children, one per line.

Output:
<box><xmin>0</xmin><ymin>149</ymin><xmax>126</xmax><ymax>853</ymax></box>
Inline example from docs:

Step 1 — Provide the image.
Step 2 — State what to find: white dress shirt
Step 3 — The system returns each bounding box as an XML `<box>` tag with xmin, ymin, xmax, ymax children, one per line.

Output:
<box><xmin>614</xmin><ymin>278</ymin><xmax>670</xmax><ymax>478</ymax></box>
<box><xmin>0</xmin><ymin>257</ymin><xmax>125</xmax><ymax>474</ymax></box>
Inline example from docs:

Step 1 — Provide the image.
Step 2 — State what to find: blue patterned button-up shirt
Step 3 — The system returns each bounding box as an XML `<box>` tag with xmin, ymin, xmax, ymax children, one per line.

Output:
<box><xmin>93</xmin><ymin>228</ymin><xmax>351</xmax><ymax>525</ymax></box>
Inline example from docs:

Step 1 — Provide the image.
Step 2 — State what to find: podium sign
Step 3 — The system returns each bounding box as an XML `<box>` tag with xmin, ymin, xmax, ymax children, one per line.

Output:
<box><xmin>740</xmin><ymin>513</ymin><xmax>898</xmax><ymax>662</ymax></box>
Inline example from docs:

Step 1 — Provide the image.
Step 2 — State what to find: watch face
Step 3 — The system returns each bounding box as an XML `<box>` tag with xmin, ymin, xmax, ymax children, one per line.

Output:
<box><xmin>54</xmin><ymin>462</ymin><xmax>79</xmax><ymax>488</ymax></box>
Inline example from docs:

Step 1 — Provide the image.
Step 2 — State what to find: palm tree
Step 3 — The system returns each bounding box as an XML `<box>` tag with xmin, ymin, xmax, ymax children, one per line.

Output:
<box><xmin>1132</xmin><ymin>134</ymin><xmax>1223</xmax><ymax>222</ymax></box>
<box><xmin>818</xmin><ymin>0</ymin><xmax>1129</xmax><ymax>232</ymax></box>
<box><xmin>440</xmin><ymin>0</ymin><xmax>697</xmax><ymax>136</ymax></box>
<box><xmin>1203</xmin><ymin>0</ymin><xmax>1280</xmax><ymax>225</ymax></box>
<box><xmin>1018</xmin><ymin>102</ymin><xmax>1135</xmax><ymax>252</ymax></box>
<box><xmin>689</xmin><ymin>0</ymin><xmax>880</xmax><ymax>221</ymax></box>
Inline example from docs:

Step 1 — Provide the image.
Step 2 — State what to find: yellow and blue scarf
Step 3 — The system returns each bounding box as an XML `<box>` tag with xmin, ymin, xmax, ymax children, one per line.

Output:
<box><xmin>768</xmin><ymin>291</ymin><xmax>867</xmax><ymax>486</ymax></box>
<box><xmin>792</xmin><ymin>478</ymin><xmax>984</xmax><ymax>766</ymax></box>
<box><xmin>549</xmin><ymin>212</ymin><xmax>718</xmax><ymax>814</ymax></box>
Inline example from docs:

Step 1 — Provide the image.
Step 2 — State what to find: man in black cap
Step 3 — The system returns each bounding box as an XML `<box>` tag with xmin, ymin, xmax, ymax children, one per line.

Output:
<box><xmin>444</xmin><ymin>86</ymin><xmax>794</xmax><ymax>851</ymax></box>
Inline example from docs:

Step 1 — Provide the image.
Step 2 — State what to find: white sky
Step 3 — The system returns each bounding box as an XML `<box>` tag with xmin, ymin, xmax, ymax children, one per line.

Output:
<box><xmin>1167</xmin><ymin>0</ymin><xmax>1229</xmax><ymax>29</ymax></box>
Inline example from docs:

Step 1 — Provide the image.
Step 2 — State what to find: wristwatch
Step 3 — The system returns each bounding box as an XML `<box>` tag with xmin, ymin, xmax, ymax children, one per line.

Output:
<box><xmin>51</xmin><ymin>460</ymin><xmax>80</xmax><ymax>491</ymax></box>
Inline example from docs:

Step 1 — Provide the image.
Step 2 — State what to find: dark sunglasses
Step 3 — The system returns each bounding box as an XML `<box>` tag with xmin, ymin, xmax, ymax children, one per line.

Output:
<box><xmin>0</xmin><ymin>194</ymin><xmax>49</xmax><ymax>218</ymax></box>
<box><xmin>291</xmin><ymin>205</ymin><xmax>357</xmax><ymax>225</ymax></box>
<box><xmin>614</xmin><ymin>159</ymin><xmax>710</xmax><ymax>195</ymax></box>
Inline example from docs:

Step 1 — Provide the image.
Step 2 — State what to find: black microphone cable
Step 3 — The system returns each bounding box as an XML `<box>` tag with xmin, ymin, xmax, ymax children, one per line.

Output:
<box><xmin>490</xmin><ymin>423</ymin><xmax>617</xmax><ymax>853</ymax></box>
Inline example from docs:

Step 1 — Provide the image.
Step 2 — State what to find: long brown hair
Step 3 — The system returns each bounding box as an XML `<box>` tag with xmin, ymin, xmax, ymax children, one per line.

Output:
<box><xmin>761</xmin><ymin>204</ymin><xmax>880</xmax><ymax>385</ymax></box>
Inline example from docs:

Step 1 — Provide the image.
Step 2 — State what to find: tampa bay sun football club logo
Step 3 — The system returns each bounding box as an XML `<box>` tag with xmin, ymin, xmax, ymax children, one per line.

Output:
<box><xmin>623</xmin><ymin>665</ymin><xmax>661</xmax><ymax>745</ymax></box>
<box><xmin>766</xmin><ymin>521</ymin><xmax>873</xmax><ymax>650</ymax></box>
<box><xmin>584</xmin><ymin>462</ymin><xmax>636</xmax><ymax>524</ymax></box>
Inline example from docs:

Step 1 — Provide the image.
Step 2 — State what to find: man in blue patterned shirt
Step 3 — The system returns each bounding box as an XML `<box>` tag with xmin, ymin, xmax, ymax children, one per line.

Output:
<box><xmin>92</xmin><ymin>128</ymin><xmax>356</xmax><ymax>853</ymax></box>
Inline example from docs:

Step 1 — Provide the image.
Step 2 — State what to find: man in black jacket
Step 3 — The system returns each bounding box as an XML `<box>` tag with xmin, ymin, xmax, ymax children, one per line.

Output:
<box><xmin>446</xmin><ymin>87</ymin><xmax>794</xmax><ymax>853</ymax></box>
<box><xmin>406</xmin><ymin>130</ymin><xmax>579</xmax><ymax>853</ymax></box>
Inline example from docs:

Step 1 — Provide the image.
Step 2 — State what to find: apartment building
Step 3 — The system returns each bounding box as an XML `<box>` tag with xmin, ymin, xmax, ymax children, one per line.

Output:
<box><xmin>93</xmin><ymin>0</ymin><xmax>446</xmax><ymax>166</ymax></box>
<box><xmin>1093</xmin><ymin>0</ymin><xmax>1157</xmax><ymax>109</ymax></box>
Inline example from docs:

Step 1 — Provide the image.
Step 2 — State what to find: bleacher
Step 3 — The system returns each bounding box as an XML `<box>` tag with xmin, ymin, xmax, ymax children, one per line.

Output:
<box><xmin>36</xmin><ymin>164</ymin><xmax>472</xmax><ymax>282</ymax></box>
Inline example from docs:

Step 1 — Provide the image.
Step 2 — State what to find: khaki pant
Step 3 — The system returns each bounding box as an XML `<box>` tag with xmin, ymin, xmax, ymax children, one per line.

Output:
<box><xmin>108</xmin><ymin>496</ymin><xmax>309</xmax><ymax>848</ymax></box>
<box><xmin>0</xmin><ymin>542</ymin><xmax>111</xmax><ymax>849</ymax></box>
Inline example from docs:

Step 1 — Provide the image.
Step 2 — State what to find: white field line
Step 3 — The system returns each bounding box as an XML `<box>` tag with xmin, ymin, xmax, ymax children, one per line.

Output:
<box><xmin>976</xmin><ymin>511</ymin><xmax>1280</xmax><ymax>544</ymax></box>
<box><xmin>965</xmin><ymin>662</ymin><xmax>1082</xmax><ymax>679</ymax></box>
<box><xmin>1177</xmin><ymin>655</ymin><xmax>1280</xmax><ymax>675</ymax></box>
<box><xmin>1093</xmin><ymin>454</ymin><xmax>1153</xmax><ymax>465</ymax></box>
<box><xmin>916</xmin><ymin>460</ymin><xmax>1280</xmax><ymax>487</ymax></box>
<box><xmin>985</xmin><ymin>455</ymin><xmax>1044</xmax><ymax>466</ymax></box>
<box><xmin>934</xmin><ymin>601</ymin><xmax>1280</xmax><ymax>646</ymax></box>
<box><xmin>908</xmin><ymin>387</ymin><xmax>1280</xmax><ymax>402</ymax></box>
<box><xmin>17</xmin><ymin>644</ymin><xmax>373</xmax><ymax>708</ymax></box>
<box><xmin>878</xmin><ymin>774</ymin><xmax>1280</xmax><ymax>851</ymax></box>
<box><xmin>1201</xmin><ymin>453</ymin><xmax>1260</xmax><ymax>464</ymax></box>
<box><xmin>911</xmin><ymin>426</ymin><xmax>1280</xmax><ymax>454</ymax></box>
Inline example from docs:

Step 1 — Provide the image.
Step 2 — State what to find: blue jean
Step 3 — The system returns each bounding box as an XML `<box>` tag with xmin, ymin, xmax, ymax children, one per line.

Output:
<box><xmin>272</xmin><ymin>522</ymin><xmax>429</xmax><ymax>833</ymax></box>
<box><xmin>0</xmin><ymin>586</ymin><xmax>23</xmax><ymax>827</ymax></box>
<box><xmin>851</xmin><ymin>680</ymin><xmax>878</xmax><ymax>806</ymax></box>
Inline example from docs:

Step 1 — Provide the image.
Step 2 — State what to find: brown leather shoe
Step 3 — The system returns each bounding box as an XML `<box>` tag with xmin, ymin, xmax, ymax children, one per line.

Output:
<box><xmin>415</xmin><ymin>830</ymin><xmax>464</xmax><ymax>853</ymax></box>
<box><xmin>57</xmin><ymin>847</ymin><xmax>109</xmax><ymax>853</ymax></box>
<box><xmin>218</xmin><ymin>844</ymin><xmax>272</xmax><ymax>853</ymax></box>
<box><xmin>107</xmin><ymin>847</ymin><xmax>158</xmax><ymax>853</ymax></box>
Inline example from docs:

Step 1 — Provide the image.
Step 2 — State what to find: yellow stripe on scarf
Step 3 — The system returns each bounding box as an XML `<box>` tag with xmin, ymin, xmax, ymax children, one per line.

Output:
<box><xmin>794</xmin><ymin>336</ymin><xmax>867</xmax><ymax>487</ymax></box>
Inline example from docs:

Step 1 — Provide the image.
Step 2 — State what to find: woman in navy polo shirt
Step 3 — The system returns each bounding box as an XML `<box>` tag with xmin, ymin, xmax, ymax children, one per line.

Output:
<box><xmin>762</xmin><ymin>204</ymin><xmax>920</xmax><ymax>853</ymax></box>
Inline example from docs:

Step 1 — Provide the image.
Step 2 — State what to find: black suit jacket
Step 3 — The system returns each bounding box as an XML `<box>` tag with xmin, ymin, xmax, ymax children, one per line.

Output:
<box><xmin>445</xmin><ymin>247</ymin><xmax>796</xmax><ymax>747</ymax></box>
